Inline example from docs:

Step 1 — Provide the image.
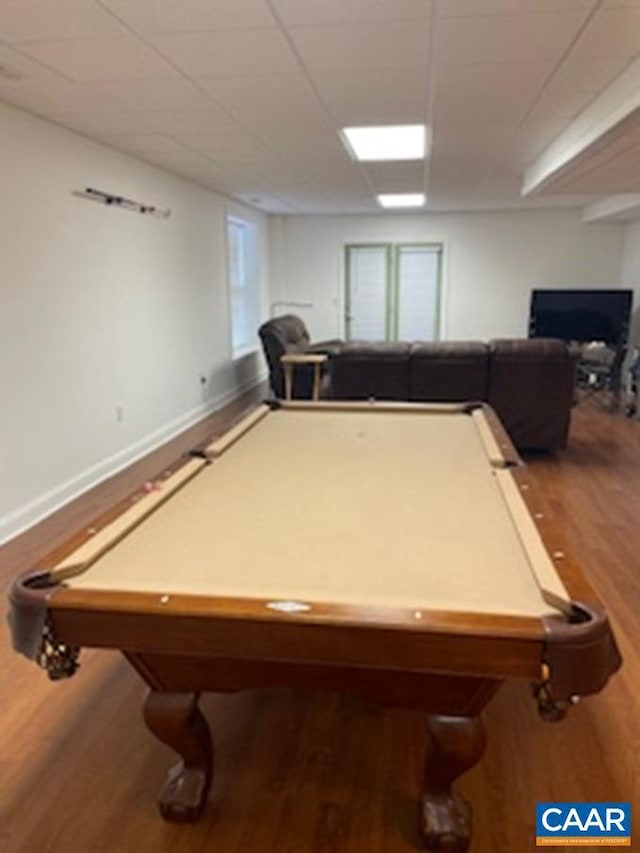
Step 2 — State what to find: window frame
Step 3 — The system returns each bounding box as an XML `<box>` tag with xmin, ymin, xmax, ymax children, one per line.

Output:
<box><xmin>226</xmin><ymin>214</ymin><xmax>260</xmax><ymax>359</ymax></box>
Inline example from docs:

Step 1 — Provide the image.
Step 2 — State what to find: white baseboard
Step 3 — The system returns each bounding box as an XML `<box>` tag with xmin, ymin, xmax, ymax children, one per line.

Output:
<box><xmin>0</xmin><ymin>374</ymin><xmax>267</xmax><ymax>546</ymax></box>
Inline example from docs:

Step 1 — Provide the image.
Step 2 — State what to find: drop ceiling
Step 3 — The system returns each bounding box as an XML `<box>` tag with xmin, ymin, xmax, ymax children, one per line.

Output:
<box><xmin>1</xmin><ymin>0</ymin><xmax>640</xmax><ymax>217</ymax></box>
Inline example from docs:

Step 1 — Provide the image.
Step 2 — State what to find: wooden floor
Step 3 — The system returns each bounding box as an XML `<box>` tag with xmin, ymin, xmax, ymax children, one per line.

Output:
<box><xmin>1</xmin><ymin>398</ymin><xmax>638</xmax><ymax>852</ymax></box>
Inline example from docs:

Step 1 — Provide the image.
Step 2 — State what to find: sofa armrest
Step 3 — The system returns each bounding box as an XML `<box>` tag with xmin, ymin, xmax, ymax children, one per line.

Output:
<box><xmin>307</xmin><ymin>339</ymin><xmax>344</xmax><ymax>357</ymax></box>
<box><xmin>487</xmin><ymin>338</ymin><xmax>577</xmax><ymax>451</ymax></box>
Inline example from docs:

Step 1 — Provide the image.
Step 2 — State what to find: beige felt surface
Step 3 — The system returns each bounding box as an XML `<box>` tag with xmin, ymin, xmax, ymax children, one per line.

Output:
<box><xmin>67</xmin><ymin>407</ymin><xmax>568</xmax><ymax>618</ymax></box>
<box><xmin>52</xmin><ymin>458</ymin><xmax>208</xmax><ymax>579</ymax></box>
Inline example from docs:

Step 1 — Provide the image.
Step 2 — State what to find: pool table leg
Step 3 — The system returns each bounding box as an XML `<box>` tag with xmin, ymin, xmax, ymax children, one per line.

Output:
<box><xmin>143</xmin><ymin>690</ymin><xmax>213</xmax><ymax>822</ymax></box>
<box><xmin>420</xmin><ymin>714</ymin><xmax>486</xmax><ymax>853</ymax></box>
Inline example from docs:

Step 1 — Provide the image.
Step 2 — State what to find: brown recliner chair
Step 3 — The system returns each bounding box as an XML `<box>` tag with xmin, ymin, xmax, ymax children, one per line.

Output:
<box><xmin>487</xmin><ymin>339</ymin><xmax>578</xmax><ymax>451</ymax></box>
<box><xmin>258</xmin><ymin>315</ymin><xmax>342</xmax><ymax>399</ymax></box>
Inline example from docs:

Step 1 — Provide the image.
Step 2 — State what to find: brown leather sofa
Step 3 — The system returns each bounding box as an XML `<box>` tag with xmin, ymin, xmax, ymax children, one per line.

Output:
<box><xmin>258</xmin><ymin>315</ymin><xmax>342</xmax><ymax>399</ymax></box>
<box><xmin>330</xmin><ymin>338</ymin><xmax>577</xmax><ymax>451</ymax></box>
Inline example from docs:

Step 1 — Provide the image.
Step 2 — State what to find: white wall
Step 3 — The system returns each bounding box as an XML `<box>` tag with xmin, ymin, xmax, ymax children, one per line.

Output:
<box><xmin>0</xmin><ymin>102</ymin><xmax>270</xmax><ymax>543</ymax></box>
<box><xmin>269</xmin><ymin>210</ymin><xmax>625</xmax><ymax>342</ymax></box>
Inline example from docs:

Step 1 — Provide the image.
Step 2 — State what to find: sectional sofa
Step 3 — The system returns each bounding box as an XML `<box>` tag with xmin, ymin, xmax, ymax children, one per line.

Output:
<box><xmin>331</xmin><ymin>339</ymin><xmax>577</xmax><ymax>451</ymax></box>
<box><xmin>258</xmin><ymin>316</ymin><xmax>578</xmax><ymax>451</ymax></box>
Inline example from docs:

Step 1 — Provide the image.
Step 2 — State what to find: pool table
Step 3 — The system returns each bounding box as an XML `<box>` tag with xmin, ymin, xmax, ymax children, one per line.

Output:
<box><xmin>10</xmin><ymin>401</ymin><xmax>621</xmax><ymax>852</ymax></box>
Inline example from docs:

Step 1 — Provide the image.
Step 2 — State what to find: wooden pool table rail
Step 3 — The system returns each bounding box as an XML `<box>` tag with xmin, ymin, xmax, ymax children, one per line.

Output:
<box><xmin>10</xmin><ymin>562</ymin><xmax>620</xmax><ymax>705</ymax></box>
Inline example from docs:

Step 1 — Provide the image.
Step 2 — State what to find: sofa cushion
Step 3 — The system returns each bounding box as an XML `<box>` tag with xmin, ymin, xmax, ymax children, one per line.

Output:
<box><xmin>410</xmin><ymin>341</ymin><xmax>489</xmax><ymax>402</ymax></box>
<box><xmin>331</xmin><ymin>342</ymin><xmax>411</xmax><ymax>400</ymax></box>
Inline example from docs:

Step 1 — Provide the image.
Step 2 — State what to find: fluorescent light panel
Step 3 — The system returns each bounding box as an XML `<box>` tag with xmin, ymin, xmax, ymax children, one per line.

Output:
<box><xmin>341</xmin><ymin>124</ymin><xmax>427</xmax><ymax>161</ymax></box>
<box><xmin>377</xmin><ymin>193</ymin><xmax>426</xmax><ymax>209</ymax></box>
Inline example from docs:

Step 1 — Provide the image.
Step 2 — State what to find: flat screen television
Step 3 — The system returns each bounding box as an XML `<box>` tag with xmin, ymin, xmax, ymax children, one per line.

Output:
<box><xmin>529</xmin><ymin>289</ymin><xmax>633</xmax><ymax>347</ymax></box>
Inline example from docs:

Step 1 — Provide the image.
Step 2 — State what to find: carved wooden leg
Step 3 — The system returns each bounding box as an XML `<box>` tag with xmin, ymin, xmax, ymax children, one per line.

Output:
<box><xmin>420</xmin><ymin>715</ymin><xmax>486</xmax><ymax>853</ymax></box>
<box><xmin>143</xmin><ymin>690</ymin><xmax>213</xmax><ymax>822</ymax></box>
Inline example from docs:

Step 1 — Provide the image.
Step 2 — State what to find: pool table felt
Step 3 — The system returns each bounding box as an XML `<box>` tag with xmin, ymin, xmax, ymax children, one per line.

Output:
<box><xmin>55</xmin><ymin>405</ymin><xmax>570</xmax><ymax>619</ymax></box>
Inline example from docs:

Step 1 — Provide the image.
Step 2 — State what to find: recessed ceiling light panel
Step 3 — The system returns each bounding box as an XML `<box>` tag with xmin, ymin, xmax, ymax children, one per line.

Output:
<box><xmin>341</xmin><ymin>125</ymin><xmax>427</xmax><ymax>162</ymax></box>
<box><xmin>377</xmin><ymin>193</ymin><xmax>426</xmax><ymax>209</ymax></box>
<box><xmin>377</xmin><ymin>193</ymin><xmax>427</xmax><ymax>207</ymax></box>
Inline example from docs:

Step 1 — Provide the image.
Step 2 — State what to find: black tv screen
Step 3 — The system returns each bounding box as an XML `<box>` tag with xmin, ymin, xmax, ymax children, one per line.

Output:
<box><xmin>529</xmin><ymin>289</ymin><xmax>633</xmax><ymax>346</ymax></box>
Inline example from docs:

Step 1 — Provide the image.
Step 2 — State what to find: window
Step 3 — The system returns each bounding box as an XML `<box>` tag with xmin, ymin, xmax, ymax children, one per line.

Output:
<box><xmin>227</xmin><ymin>216</ymin><xmax>259</xmax><ymax>356</ymax></box>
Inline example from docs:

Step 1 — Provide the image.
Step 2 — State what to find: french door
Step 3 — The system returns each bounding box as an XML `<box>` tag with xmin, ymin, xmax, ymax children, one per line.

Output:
<box><xmin>345</xmin><ymin>243</ymin><xmax>442</xmax><ymax>341</ymax></box>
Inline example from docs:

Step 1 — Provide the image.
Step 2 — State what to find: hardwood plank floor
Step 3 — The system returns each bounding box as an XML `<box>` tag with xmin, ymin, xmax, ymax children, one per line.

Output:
<box><xmin>1</xmin><ymin>399</ymin><xmax>638</xmax><ymax>852</ymax></box>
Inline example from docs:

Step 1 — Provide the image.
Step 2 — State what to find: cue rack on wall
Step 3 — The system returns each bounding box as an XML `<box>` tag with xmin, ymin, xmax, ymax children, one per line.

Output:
<box><xmin>73</xmin><ymin>187</ymin><xmax>171</xmax><ymax>219</ymax></box>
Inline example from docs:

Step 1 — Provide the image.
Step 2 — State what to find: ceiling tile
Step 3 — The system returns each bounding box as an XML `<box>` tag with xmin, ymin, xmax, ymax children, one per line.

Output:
<box><xmin>257</xmin><ymin>128</ymin><xmax>350</xmax><ymax>162</ymax></box>
<box><xmin>271</xmin><ymin>0</ymin><xmax>431</xmax><ymax>26</ymax></box>
<box><xmin>439</xmin><ymin>0</ymin><xmax>597</xmax><ymax>15</ymax></box>
<box><xmin>362</xmin><ymin>161</ymin><xmax>426</xmax><ymax>192</ymax></box>
<box><xmin>133</xmin><ymin>109</ymin><xmax>241</xmax><ymax>134</ymax></box>
<box><xmin>0</xmin><ymin>0</ymin><xmax>126</xmax><ymax>42</ymax></box>
<box><xmin>102</xmin><ymin>133</ymin><xmax>198</xmax><ymax>155</ymax></box>
<box><xmin>45</xmin><ymin>110</ymin><xmax>160</xmax><ymax>135</ymax></box>
<box><xmin>545</xmin><ymin>55</ymin><xmax>630</xmax><ymax>94</ymax></box>
<box><xmin>433</xmin><ymin>61</ymin><xmax>554</xmax><ymax>123</ymax></box>
<box><xmin>265</xmin><ymin>190</ymin><xmax>329</xmax><ymax>209</ymax></box>
<box><xmin>198</xmin><ymin>73</ymin><xmax>331</xmax><ymax>131</ymax></box>
<box><xmin>0</xmin><ymin>40</ymin><xmax>67</xmax><ymax>86</ymax></box>
<box><xmin>213</xmin><ymin>161</ymin><xmax>306</xmax><ymax>184</ymax></box>
<box><xmin>148</xmin><ymin>29</ymin><xmax>298</xmax><ymax>76</ymax></box>
<box><xmin>437</xmin><ymin>11</ymin><xmax>589</xmax><ymax>64</ymax></box>
<box><xmin>428</xmin><ymin>151</ymin><xmax>494</xmax><ymax>182</ymax></box>
<box><xmin>311</xmin><ymin>68</ymin><xmax>428</xmax><ymax>124</ymax></box>
<box><xmin>98</xmin><ymin>0</ymin><xmax>276</xmax><ymax>32</ymax></box>
<box><xmin>528</xmin><ymin>89</ymin><xmax>597</xmax><ymax>122</ymax></box>
<box><xmin>139</xmin><ymin>145</ymin><xmax>217</xmax><ymax>172</ymax></box>
<box><xmin>434</xmin><ymin>121</ymin><xmax>520</xmax><ymax>145</ymax></box>
<box><xmin>0</xmin><ymin>45</ymin><xmax>97</xmax><ymax>111</ymax></box>
<box><xmin>302</xmin><ymin>164</ymin><xmax>373</xmax><ymax>188</ymax></box>
<box><xmin>289</xmin><ymin>20</ymin><xmax>431</xmax><ymax>71</ymax></box>
<box><xmin>233</xmin><ymin>194</ymin><xmax>297</xmax><ymax>213</ymax></box>
<box><xmin>18</xmin><ymin>36</ymin><xmax>180</xmax><ymax>82</ymax></box>
<box><xmin>571</xmin><ymin>8</ymin><xmax>640</xmax><ymax>56</ymax></box>
<box><xmin>79</xmin><ymin>78</ymin><xmax>216</xmax><ymax>111</ymax></box>
<box><xmin>433</xmin><ymin>122</ymin><xmax>520</xmax><ymax>159</ymax></box>
<box><xmin>176</xmin><ymin>131</ymin><xmax>278</xmax><ymax>163</ymax></box>
<box><xmin>427</xmin><ymin>168</ymin><xmax>486</xmax><ymax>190</ymax></box>
<box><xmin>250</xmin><ymin>176</ymin><xmax>313</xmax><ymax>193</ymax></box>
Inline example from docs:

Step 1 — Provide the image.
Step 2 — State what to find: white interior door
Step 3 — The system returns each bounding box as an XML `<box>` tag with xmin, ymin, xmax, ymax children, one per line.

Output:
<box><xmin>396</xmin><ymin>245</ymin><xmax>441</xmax><ymax>341</ymax></box>
<box><xmin>346</xmin><ymin>246</ymin><xmax>389</xmax><ymax>340</ymax></box>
